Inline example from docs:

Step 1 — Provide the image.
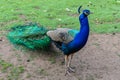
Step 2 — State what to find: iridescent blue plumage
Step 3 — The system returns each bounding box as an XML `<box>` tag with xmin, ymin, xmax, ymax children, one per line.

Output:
<box><xmin>61</xmin><ymin>10</ymin><xmax>90</xmax><ymax>55</ymax></box>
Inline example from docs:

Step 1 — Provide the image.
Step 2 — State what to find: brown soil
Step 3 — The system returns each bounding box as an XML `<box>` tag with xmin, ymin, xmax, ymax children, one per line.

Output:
<box><xmin>0</xmin><ymin>33</ymin><xmax>120</xmax><ymax>80</ymax></box>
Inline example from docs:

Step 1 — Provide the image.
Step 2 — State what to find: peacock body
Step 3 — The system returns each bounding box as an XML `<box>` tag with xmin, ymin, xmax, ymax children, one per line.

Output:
<box><xmin>47</xmin><ymin>28</ymin><xmax>79</xmax><ymax>43</ymax></box>
<box><xmin>47</xmin><ymin>10</ymin><xmax>90</xmax><ymax>55</ymax></box>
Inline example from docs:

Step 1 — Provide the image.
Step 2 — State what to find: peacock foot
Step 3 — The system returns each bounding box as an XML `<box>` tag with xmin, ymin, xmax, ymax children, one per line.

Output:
<box><xmin>68</xmin><ymin>66</ymin><xmax>76</xmax><ymax>73</ymax></box>
<box><xmin>65</xmin><ymin>70</ymin><xmax>71</xmax><ymax>76</ymax></box>
<box><xmin>65</xmin><ymin>67</ymin><xmax>76</xmax><ymax>76</ymax></box>
<box><xmin>70</xmin><ymin>66</ymin><xmax>76</xmax><ymax>69</ymax></box>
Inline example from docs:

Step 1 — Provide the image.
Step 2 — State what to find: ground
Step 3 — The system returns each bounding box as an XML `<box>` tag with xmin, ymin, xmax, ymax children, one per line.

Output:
<box><xmin>0</xmin><ymin>32</ymin><xmax>120</xmax><ymax>80</ymax></box>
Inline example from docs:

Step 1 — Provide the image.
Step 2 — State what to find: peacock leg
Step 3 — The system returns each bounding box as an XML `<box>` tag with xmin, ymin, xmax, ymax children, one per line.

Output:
<box><xmin>65</xmin><ymin>55</ymin><xmax>71</xmax><ymax>76</ymax></box>
<box><xmin>68</xmin><ymin>54</ymin><xmax>75</xmax><ymax>73</ymax></box>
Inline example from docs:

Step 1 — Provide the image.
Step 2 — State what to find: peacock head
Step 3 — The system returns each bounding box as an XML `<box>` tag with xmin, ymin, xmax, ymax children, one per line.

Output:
<box><xmin>78</xmin><ymin>6</ymin><xmax>91</xmax><ymax>16</ymax></box>
<box><xmin>83</xmin><ymin>9</ymin><xmax>91</xmax><ymax>16</ymax></box>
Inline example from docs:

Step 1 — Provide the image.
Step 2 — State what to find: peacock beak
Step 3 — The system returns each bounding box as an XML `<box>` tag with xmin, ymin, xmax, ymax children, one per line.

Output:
<box><xmin>90</xmin><ymin>12</ymin><xmax>93</xmax><ymax>14</ymax></box>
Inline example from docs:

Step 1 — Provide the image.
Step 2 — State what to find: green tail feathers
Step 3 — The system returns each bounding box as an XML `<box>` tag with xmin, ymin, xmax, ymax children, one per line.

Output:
<box><xmin>7</xmin><ymin>23</ymin><xmax>51</xmax><ymax>50</ymax></box>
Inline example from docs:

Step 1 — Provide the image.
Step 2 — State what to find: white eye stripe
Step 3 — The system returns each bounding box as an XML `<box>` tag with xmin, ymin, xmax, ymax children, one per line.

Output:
<box><xmin>84</xmin><ymin>12</ymin><xmax>89</xmax><ymax>15</ymax></box>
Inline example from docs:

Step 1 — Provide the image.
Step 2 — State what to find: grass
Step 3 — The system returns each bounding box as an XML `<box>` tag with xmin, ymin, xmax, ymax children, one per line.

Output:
<box><xmin>37</xmin><ymin>68</ymin><xmax>48</xmax><ymax>76</ymax></box>
<box><xmin>0</xmin><ymin>58</ymin><xmax>24</xmax><ymax>80</ymax></box>
<box><xmin>0</xmin><ymin>59</ymin><xmax>13</xmax><ymax>72</ymax></box>
<box><xmin>48</xmin><ymin>57</ymin><xmax>56</xmax><ymax>64</ymax></box>
<box><xmin>0</xmin><ymin>0</ymin><xmax>120</xmax><ymax>33</ymax></box>
<box><xmin>7</xmin><ymin>66</ymin><xmax>24</xmax><ymax>80</ymax></box>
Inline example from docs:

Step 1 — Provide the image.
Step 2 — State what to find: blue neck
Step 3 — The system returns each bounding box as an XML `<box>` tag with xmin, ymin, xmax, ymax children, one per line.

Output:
<box><xmin>72</xmin><ymin>13</ymin><xmax>89</xmax><ymax>47</ymax></box>
<box><xmin>79</xmin><ymin>13</ymin><xmax>89</xmax><ymax>39</ymax></box>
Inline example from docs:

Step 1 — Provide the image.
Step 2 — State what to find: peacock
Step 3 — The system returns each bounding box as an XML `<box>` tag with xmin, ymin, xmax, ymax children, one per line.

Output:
<box><xmin>7</xmin><ymin>6</ymin><xmax>91</xmax><ymax>75</ymax></box>
<box><xmin>47</xmin><ymin>7</ymin><xmax>91</xmax><ymax>75</ymax></box>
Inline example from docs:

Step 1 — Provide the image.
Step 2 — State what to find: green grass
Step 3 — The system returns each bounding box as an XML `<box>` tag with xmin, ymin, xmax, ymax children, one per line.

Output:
<box><xmin>37</xmin><ymin>68</ymin><xmax>48</xmax><ymax>76</ymax></box>
<box><xmin>0</xmin><ymin>59</ymin><xmax>24</xmax><ymax>80</ymax></box>
<box><xmin>0</xmin><ymin>0</ymin><xmax>120</xmax><ymax>33</ymax></box>
<box><xmin>0</xmin><ymin>59</ymin><xmax>13</xmax><ymax>72</ymax></box>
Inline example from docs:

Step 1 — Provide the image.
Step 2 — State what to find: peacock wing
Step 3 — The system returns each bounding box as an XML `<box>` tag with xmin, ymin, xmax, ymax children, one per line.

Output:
<box><xmin>47</xmin><ymin>28</ymin><xmax>74</xmax><ymax>43</ymax></box>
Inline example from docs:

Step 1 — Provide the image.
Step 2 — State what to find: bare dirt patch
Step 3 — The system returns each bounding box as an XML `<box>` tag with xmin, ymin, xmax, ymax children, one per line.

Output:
<box><xmin>0</xmin><ymin>32</ymin><xmax>120</xmax><ymax>80</ymax></box>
